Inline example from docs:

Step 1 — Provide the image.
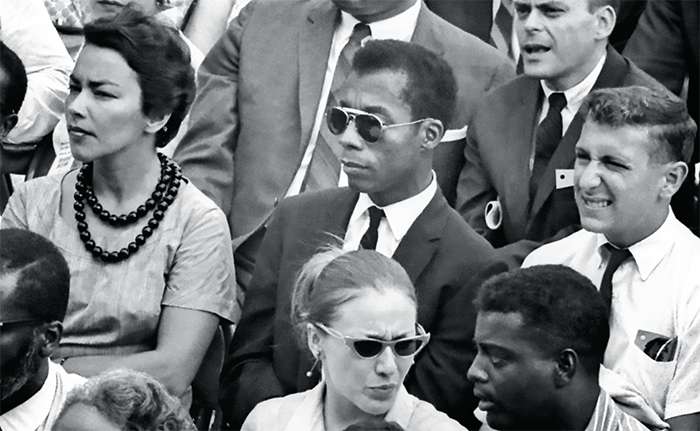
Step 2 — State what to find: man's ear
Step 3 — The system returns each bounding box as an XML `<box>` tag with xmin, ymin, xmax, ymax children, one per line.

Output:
<box><xmin>593</xmin><ymin>5</ymin><xmax>616</xmax><ymax>41</ymax></box>
<box><xmin>659</xmin><ymin>161</ymin><xmax>688</xmax><ymax>200</ymax></box>
<box><xmin>553</xmin><ymin>349</ymin><xmax>577</xmax><ymax>388</ymax></box>
<box><xmin>421</xmin><ymin>119</ymin><xmax>444</xmax><ymax>150</ymax></box>
<box><xmin>37</xmin><ymin>321</ymin><xmax>63</xmax><ymax>358</ymax></box>
<box><xmin>1</xmin><ymin>113</ymin><xmax>18</xmax><ymax>139</ymax></box>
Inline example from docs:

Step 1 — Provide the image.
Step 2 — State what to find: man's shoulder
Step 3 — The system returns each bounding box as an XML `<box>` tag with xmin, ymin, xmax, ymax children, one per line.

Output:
<box><xmin>523</xmin><ymin>229</ymin><xmax>595</xmax><ymax>267</ymax></box>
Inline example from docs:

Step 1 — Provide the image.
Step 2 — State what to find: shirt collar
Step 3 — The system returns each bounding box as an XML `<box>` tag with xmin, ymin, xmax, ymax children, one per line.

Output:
<box><xmin>541</xmin><ymin>51</ymin><xmax>606</xmax><ymax>117</ymax></box>
<box><xmin>339</xmin><ymin>0</ymin><xmax>420</xmax><ymax>43</ymax></box>
<box><xmin>595</xmin><ymin>210</ymin><xmax>678</xmax><ymax>281</ymax></box>
<box><xmin>349</xmin><ymin>172</ymin><xmax>437</xmax><ymax>243</ymax></box>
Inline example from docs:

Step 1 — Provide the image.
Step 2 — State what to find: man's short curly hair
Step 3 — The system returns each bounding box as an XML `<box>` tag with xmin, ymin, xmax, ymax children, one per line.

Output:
<box><xmin>58</xmin><ymin>369</ymin><xmax>196</xmax><ymax>431</ymax></box>
<box><xmin>83</xmin><ymin>5</ymin><xmax>195</xmax><ymax>147</ymax></box>
<box><xmin>474</xmin><ymin>265</ymin><xmax>609</xmax><ymax>375</ymax></box>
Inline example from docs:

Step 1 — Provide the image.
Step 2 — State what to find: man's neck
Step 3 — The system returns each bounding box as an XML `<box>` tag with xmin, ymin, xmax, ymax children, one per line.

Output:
<box><xmin>554</xmin><ymin>383</ymin><xmax>601</xmax><ymax>430</ymax></box>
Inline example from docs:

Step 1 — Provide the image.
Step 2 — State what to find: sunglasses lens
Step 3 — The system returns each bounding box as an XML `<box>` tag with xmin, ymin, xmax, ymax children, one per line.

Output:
<box><xmin>327</xmin><ymin>108</ymin><xmax>349</xmax><ymax>135</ymax></box>
<box><xmin>355</xmin><ymin>114</ymin><xmax>383</xmax><ymax>142</ymax></box>
<box><xmin>395</xmin><ymin>339</ymin><xmax>422</xmax><ymax>357</ymax></box>
<box><xmin>353</xmin><ymin>340</ymin><xmax>384</xmax><ymax>358</ymax></box>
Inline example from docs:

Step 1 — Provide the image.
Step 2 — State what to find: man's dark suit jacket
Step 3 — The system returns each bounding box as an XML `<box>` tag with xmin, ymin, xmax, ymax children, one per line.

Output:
<box><xmin>219</xmin><ymin>187</ymin><xmax>502</xmax><ymax>429</ymax></box>
<box><xmin>173</xmin><ymin>0</ymin><xmax>514</xmax><ymax>252</ymax></box>
<box><xmin>624</xmin><ymin>0</ymin><xmax>699</xmax><ymax>234</ymax></box>
<box><xmin>455</xmin><ymin>46</ymin><xmax>668</xmax><ymax>267</ymax></box>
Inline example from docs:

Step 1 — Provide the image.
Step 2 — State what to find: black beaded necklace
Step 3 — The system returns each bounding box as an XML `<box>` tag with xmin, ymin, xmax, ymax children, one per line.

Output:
<box><xmin>73</xmin><ymin>153</ymin><xmax>186</xmax><ymax>263</ymax></box>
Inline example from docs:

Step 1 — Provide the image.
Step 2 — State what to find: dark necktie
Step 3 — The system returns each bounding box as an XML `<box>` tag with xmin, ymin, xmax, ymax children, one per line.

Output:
<box><xmin>359</xmin><ymin>206</ymin><xmax>385</xmax><ymax>250</ymax></box>
<box><xmin>599</xmin><ymin>244</ymin><xmax>632</xmax><ymax>314</ymax></box>
<box><xmin>302</xmin><ymin>23</ymin><xmax>372</xmax><ymax>192</ymax></box>
<box><xmin>490</xmin><ymin>0</ymin><xmax>515</xmax><ymax>60</ymax></box>
<box><xmin>529</xmin><ymin>92</ymin><xmax>567</xmax><ymax>203</ymax></box>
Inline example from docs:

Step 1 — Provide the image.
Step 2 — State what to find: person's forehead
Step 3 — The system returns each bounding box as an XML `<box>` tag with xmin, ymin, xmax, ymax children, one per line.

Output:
<box><xmin>339</xmin><ymin>71</ymin><xmax>409</xmax><ymax>109</ymax></box>
<box><xmin>578</xmin><ymin>121</ymin><xmax>655</xmax><ymax>160</ymax></box>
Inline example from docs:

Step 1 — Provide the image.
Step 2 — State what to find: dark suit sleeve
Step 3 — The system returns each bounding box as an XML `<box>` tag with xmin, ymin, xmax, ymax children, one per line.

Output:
<box><xmin>455</xmin><ymin>115</ymin><xmax>499</xmax><ymax>243</ymax></box>
<box><xmin>623</xmin><ymin>0</ymin><xmax>688</xmax><ymax>95</ymax></box>
<box><xmin>173</xmin><ymin>1</ymin><xmax>257</xmax><ymax>218</ymax></box>
<box><xmin>219</xmin><ymin>199</ymin><xmax>286</xmax><ymax>429</ymax></box>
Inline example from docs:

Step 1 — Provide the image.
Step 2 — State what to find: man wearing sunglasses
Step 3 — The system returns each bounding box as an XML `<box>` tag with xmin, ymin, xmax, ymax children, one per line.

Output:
<box><xmin>469</xmin><ymin>265</ymin><xmax>647</xmax><ymax>431</ymax></box>
<box><xmin>220</xmin><ymin>39</ymin><xmax>503</xmax><ymax>430</ymax></box>
<box><xmin>523</xmin><ymin>87</ymin><xmax>700</xmax><ymax>430</ymax></box>
<box><xmin>0</xmin><ymin>228</ymin><xmax>85</xmax><ymax>431</ymax></box>
<box><xmin>173</xmin><ymin>0</ymin><xmax>514</xmax><ymax>321</ymax></box>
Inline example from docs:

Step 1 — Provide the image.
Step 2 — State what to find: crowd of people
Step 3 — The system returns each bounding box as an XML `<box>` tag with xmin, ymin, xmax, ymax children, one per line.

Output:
<box><xmin>1</xmin><ymin>0</ymin><xmax>698</xmax><ymax>430</ymax></box>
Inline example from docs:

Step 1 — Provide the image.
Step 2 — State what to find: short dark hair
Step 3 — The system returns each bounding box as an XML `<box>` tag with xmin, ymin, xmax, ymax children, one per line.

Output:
<box><xmin>474</xmin><ymin>265</ymin><xmax>609</xmax><ymax>375</ymax></box>
<box><xmin>588</xmin><ymin>0</ymin><xmax>619</xmax><ymax>14</ymax></box>
<box><xmin>0</xmin><ymin>228</ymin><xmax>70</xmax><ymax>322</ymax></box>
<box><xmin>58</xmin><ymin>369</ymin><xmax>196</xmax><ymax>430</ymax></box>
<box><xmin>352</xmin><ymin>39</ymin><xmax>457</xmax><ymax>128</ymax></box>
<box><xmin>0</xmin><ymin>42</ymin><xmax>28</xmax><ymax>117</ymax></box>
<box><xmin>83</xmin><ymin>5</ymin><xmax>195</xmax><ymax>147</ymax></box>
<box><xmin>291</xmin><ymin>245</ymin><xmax>416</xmax><ymax>347</ymax></box>
<box><xmin>582</xmin><ymin>86</ymin><xmax>697</xmax><ymax>164</ymax></box>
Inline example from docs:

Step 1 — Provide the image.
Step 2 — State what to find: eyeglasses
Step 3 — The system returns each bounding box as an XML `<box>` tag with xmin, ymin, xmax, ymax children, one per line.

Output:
<box><xmin>315</xmin><ymin>322</ymin><xmax>430</xmax><ymax>359</ymax></box>
<box><xmin>326</xmin><ymin>106</ymin><xmax>432</xmax><ymax>143</ymax></box>
<box><xmin>0</xmin><ymin>318</ymin><xmax>45</xmax><ymax>331</ymax></box>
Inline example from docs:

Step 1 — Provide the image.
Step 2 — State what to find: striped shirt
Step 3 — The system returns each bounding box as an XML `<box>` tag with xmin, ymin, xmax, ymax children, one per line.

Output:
<box><xmin>586</xmin><ymin>390</ymin><xmax>650</xmax><ymax>431</ymax></box>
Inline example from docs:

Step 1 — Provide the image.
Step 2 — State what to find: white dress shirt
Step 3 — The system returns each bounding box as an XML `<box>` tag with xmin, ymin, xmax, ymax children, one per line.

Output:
<box><xmin>523</xmin><ymin>211</ymin><xmax>700</xmax><ymax>421</ymax></box>
<box><xmin>286</xmin><ymin>0</ymin><xmax>421</xmax><ymax>197</ymax></box>
<box><xmin>343</xmin><ymin>172</ymin><xmax>437</xmax><ymax>257</ymax></box>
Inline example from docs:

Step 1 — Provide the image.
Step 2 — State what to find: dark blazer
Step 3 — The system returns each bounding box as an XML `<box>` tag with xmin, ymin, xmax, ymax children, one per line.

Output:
<box><xmin>173</xmin><ymin>0</ymin><xmax>514</xmax><ymax>251</ymax></box>
<box><xmin>219</xmin><ymin>187</ymin><xmax>502</xmax><ymax>429</ymax></box>
<box><xmin>624</xmin><ymin>0</ymin><xmax>699</xmax><ymax>233</ymax></box>
<box><xmin>455</xmin><ymin>46</ymin><xmax>668</xmax><ymax>266</ymax></box>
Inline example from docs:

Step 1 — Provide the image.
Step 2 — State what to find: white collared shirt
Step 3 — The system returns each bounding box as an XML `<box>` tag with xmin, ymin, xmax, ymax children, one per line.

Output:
<box><xmin>286</xmin><ymin>0</ymin><xmax>422</xmax><ymax>197</ymax></box>
<box><xmin>523</xmin><ymin>211</ymin><xmax>700</xmax><ymax>420</ymax></box>
<box><xmin>343</xmin><ymin>172</ymin><xmax>437</xmax><ymax>257</ymax></box>
<box><xmin>538</xmin><ymin>51</ymin><xmax>607</xmax><ymax>134</ymax></box>
<box><xmin>0</xmin><ymin>361</ymin><xmax>86</xmax><ymax>431</ymax></box>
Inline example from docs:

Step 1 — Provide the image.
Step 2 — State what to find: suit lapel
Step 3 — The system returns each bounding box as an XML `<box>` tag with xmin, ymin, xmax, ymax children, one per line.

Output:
<box><xmin>298</xmin><ymin>1</ymin><xmax>338</xmax><ymax>151</ymax></box>
<box><xmin>529</xmin><ymin>46</ymin><xmax>630</xmax><ymax>217</ymax></box>
<box><xmin>410</xmin><ymin>3</ymin><xmax>446</xmax><ymax>56</ymax></box>
<box><xmin>320</xmin><ymin>188</ymin><xmax>359</xmax><ymax>238</ymax></box>
<box><xmin>502</xmin><ymin>79</ymin><xmax>541</xmax><ymax>239</ymax></box>
<box><xmin>392</xmin><ymin>190</ymin><xmax>446</xmax><ymax>283</ymax></box>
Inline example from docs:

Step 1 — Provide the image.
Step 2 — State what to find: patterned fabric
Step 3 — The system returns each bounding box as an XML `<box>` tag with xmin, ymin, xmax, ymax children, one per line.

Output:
<box><xmin>1</xmin><ymin>171</ymin><xmax>236</xmax><ymax>358</ymax></box>
<box><xmin>43</xmin><ymin>0</ymin><xmax>83</xmax><ymax>28</ymax></box>
<box><xmin>585</xmin><ymin>389</ymin><xmax>651</xmax><ymax>431</ymax></box>
<box><xmin>301</xmin><ymin>23</ymin><xmax>371</xmax><ymax>192</ymax></box>
<box><xmin>490</xmin><ymin>0</ymin><xmax>514</xmax><ymax>59</ymax></box>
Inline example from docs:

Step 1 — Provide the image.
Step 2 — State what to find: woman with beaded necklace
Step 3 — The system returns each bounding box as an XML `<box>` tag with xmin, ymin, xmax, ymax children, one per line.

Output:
<box><xmin>1</xmin><ymin>6</ymin><xmax>235</xmax><ymax>398</ymax></box>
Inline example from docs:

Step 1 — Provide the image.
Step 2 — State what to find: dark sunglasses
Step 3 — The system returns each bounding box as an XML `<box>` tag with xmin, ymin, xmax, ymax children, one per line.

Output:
<box><xmin>326</xmin><ymin>106</ymin><xmax>432</xmax><ymax>143</ymax></box>
<box><xmin>315</xmin><ymin>322</ymin><xmax>430</xmax><ymax>359</ymax></box>
<box><xmin>0</xmin><ymin>318</ymin><xmax>45</xmax><ymax>331</ymax></box>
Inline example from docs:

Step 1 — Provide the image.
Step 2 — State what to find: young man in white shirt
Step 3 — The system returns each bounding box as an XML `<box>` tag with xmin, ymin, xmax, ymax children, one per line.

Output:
<box><xmin>524</xmin><ymin>86</ymin><xmax>699</xmax><ymax>430</ymax></box>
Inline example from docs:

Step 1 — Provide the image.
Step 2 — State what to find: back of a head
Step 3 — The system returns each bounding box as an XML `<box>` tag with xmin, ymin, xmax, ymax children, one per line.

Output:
<box><xmin>582</xmin><ymin>86</ymin><xmax>697</xmax><ymax>165</ymax></box>
<box><xmin>83</xmin><ymin>5</ymin><xmax>195</xmax><ymax>147</ymax></box>
<box><xmin>291</xmin><ymin>246</ymin><xmax>416</xmax><ymax>345</ymax></box>
<box><xmin>475</xmin><ymin>265</ymin><xmax>609</xmax><ymax>375</ymax></box>
<box><xmin>57</xmin><ymin>369</ymin><xmax>195</xmax><ymax>431</ymax></box>
<box><xmin>0</xmin><ymin>228</ymin><xmax>70</xmax><ymax>322</ymax></box>
<box><xmin>0</xmin><ymin>42</ymin><xmax>28</xmax><ymax>119</ymax></box>
<box><xmin>352</xmin><ymin>39</ymin><xmax>457</xmax><ymax>128</ymax></box>
<box><xmin>344</xmin><ymin>419</ymin><xmax>405</xmax><ymax>431</ymax></box>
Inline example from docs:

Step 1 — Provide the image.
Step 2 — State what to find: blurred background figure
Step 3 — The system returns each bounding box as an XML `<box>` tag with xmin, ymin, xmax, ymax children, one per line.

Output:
<box><xmin>2</xmin><ymin>5</ymin><xmax>235</xmax><ymax>408</ymax></box>
<box><xmin>241</xmin><ymin>248</ymin><xmax>465</xmax><ymax>431</ymax></box>
<box><xmin>0</xmin><ymin>228</ymin><xmax>85</xmax><ymax>431</ymax></box>
<box><xmin>0</xmin><ymin>0</ymin><xmax>73</xmax><ymax>145</ymax></box>
<box><xmin>53</xmin><ymin>369</ymin><xmax>196</xmax><ymax>431</ymax></box>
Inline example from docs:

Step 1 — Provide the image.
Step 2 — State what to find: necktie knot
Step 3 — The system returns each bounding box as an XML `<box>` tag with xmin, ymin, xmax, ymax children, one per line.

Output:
<box><xmin>360</xmin><ymin>206</ymin><xmax>385</xmax><ymax>250</ymax></box>
<box><xmin>548</xmin><ymin>92</ymin><xmax>567</xmax><ymax>114</ymax></box>
<box><xmin>349</xmin><ymin>23</ymin><xmax>371</xmax><ymax>45</ymax></box>
<box><xmin>604</xmin><ymin>244</ymin><xmax>632</xmax><ymax>273</ymax></box>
